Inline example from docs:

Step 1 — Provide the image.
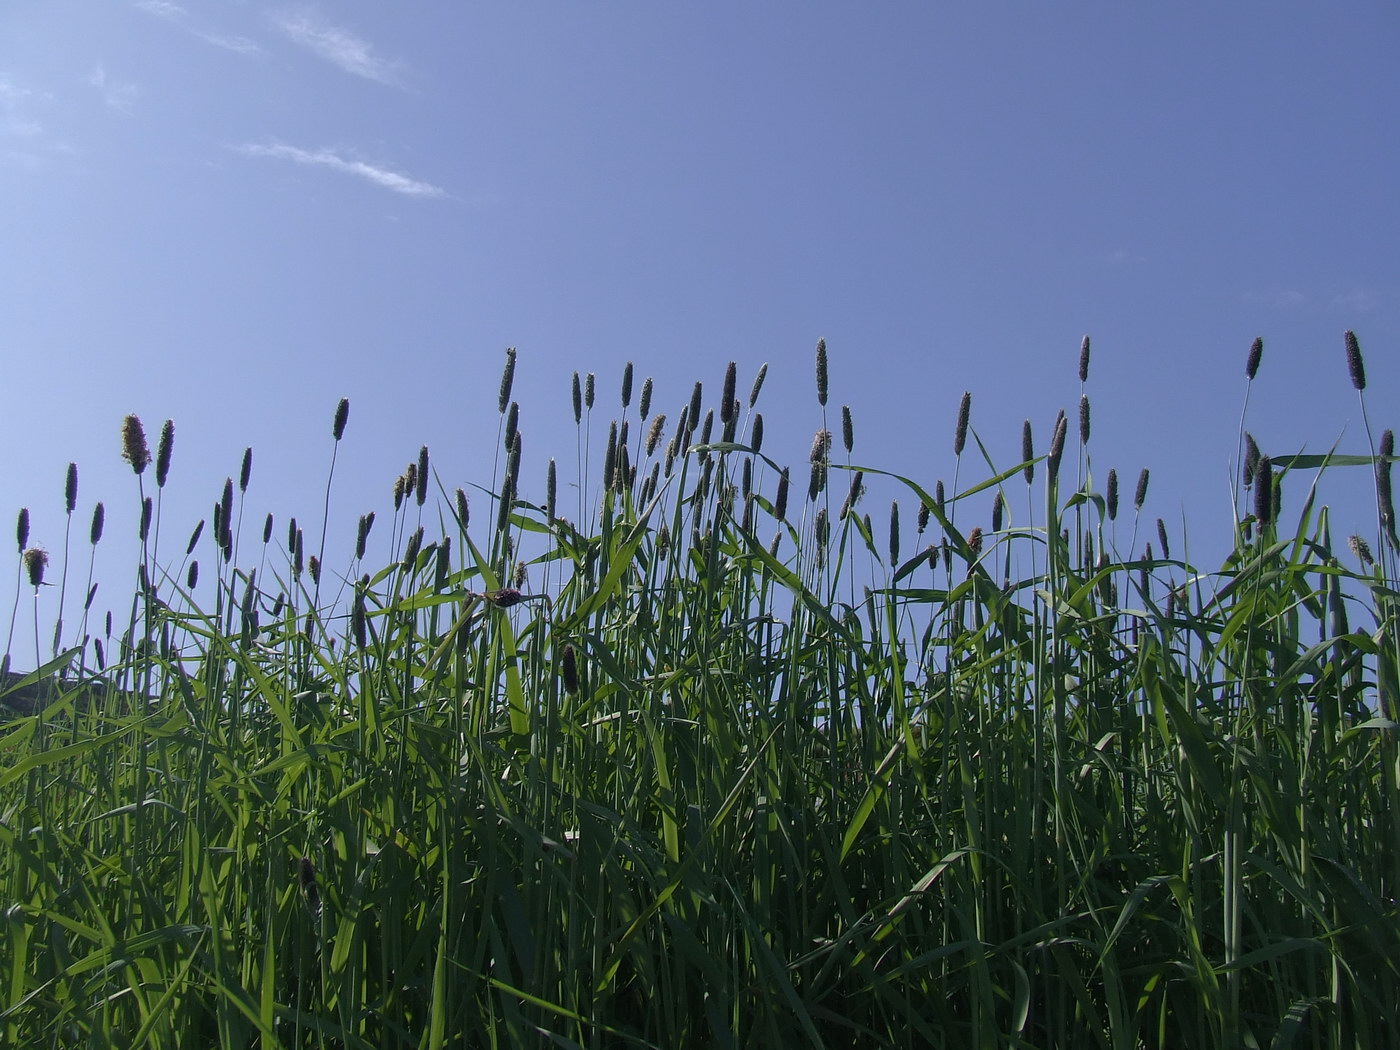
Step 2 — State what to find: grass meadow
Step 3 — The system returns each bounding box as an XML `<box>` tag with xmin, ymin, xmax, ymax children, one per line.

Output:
<box><xmin>2</xmin><ymin>336</ymin><xmax>1398</xmax><ymax>1048</ymax></box>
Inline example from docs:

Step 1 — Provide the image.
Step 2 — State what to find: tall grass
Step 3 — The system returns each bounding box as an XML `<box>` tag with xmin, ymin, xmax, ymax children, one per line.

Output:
<box><xmin>1</xmin><ymin>336</ymin><xmax>1397</xmax><ymax>1048</ymax></box>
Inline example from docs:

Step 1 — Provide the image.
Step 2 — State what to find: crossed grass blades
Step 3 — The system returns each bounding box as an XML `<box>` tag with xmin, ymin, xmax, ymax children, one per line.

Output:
<box><xmin>1</xmin><ymin>334</ymin><xmax>1398</xmax><ymax>1048</ymax></box>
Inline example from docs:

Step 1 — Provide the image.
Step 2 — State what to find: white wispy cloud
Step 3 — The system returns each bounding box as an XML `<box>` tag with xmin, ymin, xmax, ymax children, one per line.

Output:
<box><xmin>271</xmin><ymin>10</ymin><xmax>400</xmax><ymax>84</ymax></box>
<box><xmin>236</xmin><ymin>142</ymin><xmax>444</xmax><ymax>198</ymax></box>
<box><xmin>87</xmin><ymin>65</ymin><xmax>139</xmax><ymax>111</ymax></box>
<box><xmin>134</xmin><ymin>1</ymin><xmax>263</xmax><ymax>55</ymax></box>
<box><xmin>1331</xmin><ymin>288</ymin><xmax>1379</xmax><ymax>313</ymax></box>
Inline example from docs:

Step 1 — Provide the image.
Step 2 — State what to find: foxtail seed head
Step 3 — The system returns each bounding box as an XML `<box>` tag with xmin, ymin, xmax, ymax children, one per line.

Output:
<box><xmin>1246</xmin><ymin>337</ymin><xmax>1263</xmax><ymax>380</ymax></box>
<box><xmin>954</xmin><ymin>392</ymin><xmax>971</xmax><ymax>456</ymax></box>
<box><xmin>1021</xmin><ymin>421</ymin><xmax>1034</xmax><ymax>484</ymax></box>
<box><xmin>721</xmin><ymin>362</ymin><xmax>736</xmax><ymax>423</ymax></box>
<box><xmin>90</xmin><ymin>502</ymin><xmax>104</xmax><ymax>546</ymax></box>
<box><xmin>16</xmin><ymin>508</ymin><xmax>29</xmax><ymax>552</ymax></box>
<box><xmin>121</xmin><ymin>415</ymin><xmax>151</xmax><ymax>475</ymax></box>
<box><xmin>1106</xmin><ymin>469</ymin><xmax>1118</xmax><ymax>521</ymax></box>
<box><xmin>639</xmin><ymin>376</ymin><xmax>653</xmax><ymax>420</ymax></box>
<box><xmin>332</xmin><ymin>398</ymin><xmax>350</xmax><ymax>441</ymax></box>
<box><xmin>749</xmin><ymin>363</ymin><xmax>768</xmax><ymax>407</ymax></box>
<box><xmin>1345</xmin><ymin>331</ymin><xmax>1367</xmax><ymax>391</ymax></box>
<box><xmin>239</xmin><ymin>446</ymin><xmax>252</xmax><ymax>494</ymax></box>
<box><xmin>815</xmin><ymin>338</ymin><xmax>829</xmax><ymax>407</ymax></box>
<box><xmin>1078</xmin><ymin>335</ymin><xmax>1091</xmax><ymax>383</ymax></box>
<box><xmin>1134</xmin><ymin>468</ymin><xmax>1150</xmax><ymax>511</ymax></box>
<box><xmin>1254</xmin><ymin>456</ymin><xmax>1273</xmax><ymax>526</ymax></box>
<box><xmin>23</xmin><ymin>547</ymin><xmax>48</xmax><ymax>588</ymax></box>
<box><xmin>65</xmin><ymin>463</ymin><xmax>78</xmax><ymax>515</ymax></box>
<box><xmin>499</xmin><ymin>347</ymin><xmax>517</xmax><ymax>414</ymax></box>
<box><xmin>155</xmin><ymin>421</ymin><xmax>175</xmax><ymax>489</ymax></box>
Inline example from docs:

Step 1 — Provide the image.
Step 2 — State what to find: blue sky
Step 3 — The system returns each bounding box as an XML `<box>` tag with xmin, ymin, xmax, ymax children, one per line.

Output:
<box><xmin>2</xmin><ymin>3</ymin><xmax>1398</xmax><ymax>666</ymax></box>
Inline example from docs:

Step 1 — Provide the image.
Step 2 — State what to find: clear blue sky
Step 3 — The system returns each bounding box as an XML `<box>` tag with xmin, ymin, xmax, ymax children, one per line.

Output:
<box><xmin>3</xmin><ymin>3</ymin><xmax>1397</xmax><ymax>667</ymax></box>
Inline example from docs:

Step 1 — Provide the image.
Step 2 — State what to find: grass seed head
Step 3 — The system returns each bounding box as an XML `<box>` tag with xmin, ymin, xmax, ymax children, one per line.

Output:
<box><xmin>121</xmin><ymin>415</ymin><xmax>151</xmax><ymax>475</ymax></box>
<box><xmin>65</xmin><ymin>463</ymin><xmax>78</xmax><ymax>515</ymax></box>
<box><xmin>188</xmin><ymin>519</ymin><xmax>205</xmax><ymax>555</ymax></box>
<box><xmin>1134</xmin><ymin>468</ymin><xmax>1150</xmax><ymax>511</ymax></box>
<box><xmin>572</xmin><ymin>372</ymin><xmax>582</xmax><ymax>425</ymax></box>
<box><xmin>721</xmin><ymin>362</ymin><xmax>736</xmax><ymax>423</ymax></box>
<box><xmin>1254</xmin><ymin>456</ymin><xmax>1273</xmax><ymax>525</ymax></box>
<box><xmin>751</xmin><ymin>413</ymin><xmax>764</xmax><ymax>453</ymax></box>
<box><xmin>992</xmin><ymin>491</ymin><xmax>1004</xmax><ymax>532</ymax></box>
<box><xmin>749</xmin><ymin>363</ymin><xmax>768</xmax><ymax>407</ymax></box>
<box><xmin>646</xmin><ymin>414</ymin><xmax>666</xmax><ymax>457</ymax></box>
<box><xmin>688</xmin><ymin>382</ymin><xmax>703</xmax><ymax>430</ymax></box>
<box><xmin>842</xmin><ymin>406</ymin><xmax>854</xmax><ymax>454</ymax></box>
<box><xmin>639</xmin><ymin>376</ymin><xmax>653</xmax><ymax>420</ymax></box>
<box><xmin>416</xmin><ymin>446</ymin><xmax>429</xmax><ymax>507</ymax></box>
<box><xmin>889</xmin><ymin>501</ymin><xmax>900</xmax><ymax>564</ymax></box>
<box><xmin>775</xmin><ymin>468</ymin><xmax>790</xmax><ymax>521</ymax></box>
<box><xmin>154</xmin><ymin>421</ymin><xmax>175</xmax><ymax>489</ymax></box>
<box><xmin>1349</xmin><ymin>534</ymin><xmax>1375</xmax><ymax>566</ymax></box>
<box><xmin>455</xmin><ymin>488</ymin><xmax>469</xmax><ymax>531</ymax></box>
<box><xmin>1106</xmin><ymin>468</ymin><xmax>1118</xmax><ymax>520</ymax></box>
<box><xmin>1246</xmin><ymin>337</ymin><xmax>1263</xmax><ymax>380</ymax></box>
<box><xmin>620</xmin><ymin>360</ymin><xmax>634</xmax><ymax>410</ymax></box>
<box><xmin>1078</xmin><ymin>335</ymin><xmax>1091</xmax><ymax>383</ymax></box>
<box><xmin>1345</xmin><ymin>331</ymin><xmax>1367</xmax><ymax>391</ymax></box>
<box><xmin>1022</xmin><ymin>420</ymin><xmax>1034</xmax><ymax>484</ymax></box>
<box><xmin>239</xmin><ymin>446</ymin><xmax>252</xmax><ymax>494</ymax></box>
<box><xmin>498</xmin><ymin>347</ymin><xmax>517</xmax><ymax>414</ymax></box>
<box><xmin>16</xmin><ymin>508</ymin><xmax>29</xmax><ymax>552</ymax></box>
<box><xmin>815</xmin><ymin>338</ymin><xmax>829</xmax><ymax>407</ymax></box>
<box><xmin>585</xmin><ymin>372</ymin><xmax>596</xmax><ymax>410</ymax></box>
<box><xmin>1244</xmin><ymin>433</ymin><xmax>1260</xmax><ymax>487</ymax></box>
<box><xmin>561</xmin><ymin>644</ymin><xmax>580</xmax><ymax>694</ymax></box>
<box><xmin>967</xmin><ymin>527</ymin><xmax>983</xmax><ymax>557</ymax></box>
<box><xmin>546</xmin><ymin>460</ymin><xmax>557</xmax><ymax>520</ymax></box>
<box><xmin>954</xmin><ymin>392</ymin><xmax>971</xmax><ymax>456</ymax></box>
<box><xmin>1156</xmin><ymin>518</ymin><xmax>1170</xmax><ymax>560</ymax></box>
<box><xmin>186</xmin><ymin>561</ymin><xmax>198</xmax><ymax>590</ymax></box>
<box><xmin>1047</xmin><ymin>413</ymin><xmax>1068</xmax><ymax>481</ymax></box>
<box><xmin>1078</xmin><ymin>394</ymin><xmax>1091</xmax><ymax>446</ymax></box>
<box><xmin>140</xmin><ymin>497</ymin><xmax>152</xmax><ymax>542</ymax></box>
<box><xmin>89</xmin><ymin>502</ymin><xmax>104</xmax><ymax>546</ymax></box>
<box><xmin>332</xmin><ymin>398</ymin><xmax>350</xmax><ymax>441</ymax></box>
<box><xmin>23</xmin><ymin>546</ymin><xmax>48</xmax><ymax>588</ymax></box>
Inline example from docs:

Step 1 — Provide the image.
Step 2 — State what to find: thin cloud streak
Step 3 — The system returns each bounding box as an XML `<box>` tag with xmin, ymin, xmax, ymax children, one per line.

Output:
<box><xmin>87</xmin><ymin>65</ymin><xmax>139</xmax><ymax>112</ymax></box>
<box><xmin>271</xmin><ymin>11</ymin><xmax>400</xmax><ymax>84</ymax></box>
<box><xmin>236</xmin><ymin>142</ymin><xmax>444</xmax><ymax>198</ymax></box>
<box><xmin>134</xmin><ymin>1</ymin><xmax>263</xmax><ymax>55</ymax></box>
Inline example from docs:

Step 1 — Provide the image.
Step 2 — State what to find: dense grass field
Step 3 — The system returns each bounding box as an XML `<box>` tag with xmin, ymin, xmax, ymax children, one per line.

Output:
<box><xmin>2</xmin><ymin>338</ymin><xmax>1398</xmax><ymax>1048</ymax></box>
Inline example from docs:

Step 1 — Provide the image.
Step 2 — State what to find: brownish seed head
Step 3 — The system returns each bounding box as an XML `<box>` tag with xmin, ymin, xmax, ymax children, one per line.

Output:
<box><xmin>23</xmin><ymin>547</ymin><xmax>48</xmax><ymax>588</ymax></box>
<box><xmin>121</xmin><ymin>415</ymin><xmax>151</xmax><ymax>475</ymax></box>
<box><xmin>484</xmin><ymin>587</ymin><xmax>523</xmax><ymax>608</ymax></box>
<box><xmin>646</xmin><ymin>414</ymin><xmax>666</xmax><ymax>457</ymax></box>
<box><xmin>967</xmin><ymin>527</ymin><xmax>983</xmax><ymax>557</ymax></box>
<box><xmin>1349</xmin><ymin>534</ymin><xmax>1374</xmax><ymax>566</ymax></box>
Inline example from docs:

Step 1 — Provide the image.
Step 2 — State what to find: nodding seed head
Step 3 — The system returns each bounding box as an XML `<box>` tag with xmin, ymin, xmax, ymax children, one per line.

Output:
<box><xmin>815</xmin><ymin>338</ymin><xmax>829</xmax><ymax>407</ymax></box>
<box><xmin>1021</xmin><ymin>420</ymin><xmax>1034</xmax><ymax>484</ymax></box>
<box><xmin>954</xmin><ymin>392</ymin><xmax>971</xmax><ymax>456</ymax></box>
<box><xmin>571</xmin><ymin>372</ymin><xmax>583</xmax><ymax>425</ymax></box>
<box><xmin>1349</xmin><ymin>534</ymin><xmax>1375</xmax><ymax>567</ymax></box>
<box><xmin>1106</xmin><ymin>469</ymin><xmax>1118</xmax><ymax>520</ymax></box>
<box><xmin>749</xmin><ymin>362</ymin><xmax>768</xmax><ymax>407</ymax></box>
<box><xmin>1078</xmin><ymin>335</ymin><xmax>1091</xmax><ymax>383</ymax></box>
<box><xmin>1134</xmin><ymin>468</ymin><xmax>1150</xmax><ymax>511</ymax></box>
<box><xmin>65</xmin><ymin>463</ymin><xmax>78</xmax><ymax>515</ymax></box>
<box><xmin>561</xmin><ymin>644</ymin><xmax>580</xmax><ymax>694</ymax></box>
<box><xmin>646</xmin><ymin>414</ymin><xmax>666</xmax><ymax>457</ymax></box>
<box><xmin>89</xmin><ymin>502</ymin><xmax>105</xmax><ymax>546</ymax></box>
<box><xmin>16</xmin><ymin>508</ymin><xmax>29</xmax><ymax>552</ymax></box>
<box><xmin>1246</xmin><ymin>337</ymin><xmax>1263</xmax><ymax>381</ymax></box>
<box><xmin>23</xmin><ymin>547</ymin><xmax>48</xmax><ymax>588</ymax></box>
<box><xmin>639</xmin><ymin>376</ymin><xmax>653</xmax><ymax>420</ymax></box>
<box><xmin>332</xmin><ymin>398</ymin><xmax>350</xmax><ymax>441</ymax></box>
<box><xmin>1345</xmin><ymin>331</ymin><xmax>1367</xmax><ymax>391</ymax></box>
<box><xmin>121</xmin><ymin>415</ymin><xmax>151</xmax><ymax>475</ymax></box>
<box><xmin>484</xmin><ymin>587</ymin><xmax>524</xmax><ymax>608</ymax></box>
<box><xmin>239</xmin><ymin>446</ymin><xmax>252</xmax><ymax>494</ymax></box>
<box><xmin>498</xmin><ymin>347</ymin><xmax>517</xmax><ymax>414</ymax></box>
